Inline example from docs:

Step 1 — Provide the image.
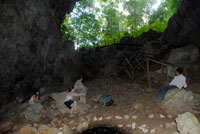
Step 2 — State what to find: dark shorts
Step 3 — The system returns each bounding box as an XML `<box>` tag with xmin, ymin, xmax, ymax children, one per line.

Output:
<box><xmin>64</xmin><ymin>100</ymin><xmax>74</xmax><ymax>109</ymax></box>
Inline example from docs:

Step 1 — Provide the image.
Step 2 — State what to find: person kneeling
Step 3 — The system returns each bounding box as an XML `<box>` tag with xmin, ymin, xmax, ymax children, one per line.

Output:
<box><xmin>64</xmin><ymin>89</ymin><xmax>85</xmax><ymax>117</ymax></box>
<box><xmin>157</xmin><ymin>67</ymin><xmax>187</xmax><ymax>100</ymax></box>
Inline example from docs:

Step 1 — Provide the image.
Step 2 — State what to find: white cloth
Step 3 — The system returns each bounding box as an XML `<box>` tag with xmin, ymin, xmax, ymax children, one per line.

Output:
<box><xmin>169</xmin><ymin>74</ymin><xmax>187</xmax><ymax>89</ymax></box>
<box><xmin>29</xmin><ymin>96</ymin><xmax>35</xmax><ymax>105</ymax></box>
<box><xmin>64</xmin><ymin>95</ymin><xmax>73</xmax><ymax>102</ymax></box>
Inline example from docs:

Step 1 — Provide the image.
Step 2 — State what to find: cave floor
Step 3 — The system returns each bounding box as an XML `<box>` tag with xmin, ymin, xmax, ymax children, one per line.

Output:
<box><xmin>63</xmin><ymin>77</ymin><xmax>200</xmax><ymax>134</ymax></box>
<box><xmin>3</xmin><ymin>76</ymin><xmax>200</xmax><ymax>134</ymax></box>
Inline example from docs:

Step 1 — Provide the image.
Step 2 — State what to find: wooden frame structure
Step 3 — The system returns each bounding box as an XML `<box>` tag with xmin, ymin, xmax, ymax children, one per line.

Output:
<box><xmin>146</xmin><ymin>58</ymin><xmax>188</xmax><ymax>89</ymax></box>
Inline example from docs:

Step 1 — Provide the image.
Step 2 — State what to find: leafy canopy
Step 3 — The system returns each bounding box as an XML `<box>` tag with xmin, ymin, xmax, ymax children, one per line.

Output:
<box><xmin>61</xmin><ymin>0</ymin><xmax>181</xmax><ymax>49</ymax></box>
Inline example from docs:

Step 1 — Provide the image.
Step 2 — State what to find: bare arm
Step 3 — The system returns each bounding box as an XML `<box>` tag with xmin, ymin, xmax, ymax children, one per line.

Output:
<box><xmin>69</xmin><ymin>92</ymin><xmax>85</xmax><ymax>97</ymax></box>
<box><xmin>71</xmin><ymin>88</ymin><xmax>76</xmax><ymax>92</ymax></box>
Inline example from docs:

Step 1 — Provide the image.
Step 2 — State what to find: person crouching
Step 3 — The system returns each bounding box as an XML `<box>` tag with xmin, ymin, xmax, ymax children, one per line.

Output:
<box><xmin>64</xmin><ymin>88</ymin><xmax>85</xmax><ymax>117</ymax></box>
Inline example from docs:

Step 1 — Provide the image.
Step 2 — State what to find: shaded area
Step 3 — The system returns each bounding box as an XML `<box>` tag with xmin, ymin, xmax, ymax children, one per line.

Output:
<box><xmin>81</xmin><ymin>126</ymin><xmax>125</xmax><ymax>134</ymax></box>
<box><xmin>0</xmin><ymin>0</ymin><xmax>200</xmax><ymax>107</ymax></box>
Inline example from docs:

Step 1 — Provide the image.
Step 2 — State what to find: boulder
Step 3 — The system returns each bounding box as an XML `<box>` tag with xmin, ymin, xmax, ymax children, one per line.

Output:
<box><xmin>23</xmin><ymin>103</ymin><xmax>43</xmax><ymax>122</ymax></box>
<box><xmin>167</xmin><ymin>45</ymin><xmax>199</xmax><ymax>64</ymax></box>
<box><xmin>18</xmin><ymin>126</ymin><xmax>38</xmax><ymax>134</ymax></box>
<box><xmin>62</xmin><ymin>125</ymin><xmax>72</xmax><ymax>134</ymax></box>
<box><xmin>176</xmin><ymin>112</ymin><xmax>200</xmax><ymax>134</ymax></box>
<box><xmin>50</xmin><ymin>91</ymin><xmax>70</xmax><ymax>114</ymax></box>
<box><xmin>162</xmin><ymin>89</ymin><xmax>194</xmax><ymax>115</ymax></box>
<box><xmin>76</xmin><ymin>121</ymin><xmax>89</xmax><ymax>133</ymax></box>
<box><xmin>38</xmin><ymin>125</ymin><xmax>57</xmax><ymax>134</ymax></box>
<box><xmin>0</xmin><ymin>120</ymin><xmax>14</xmax><ymax>133</ymax></box>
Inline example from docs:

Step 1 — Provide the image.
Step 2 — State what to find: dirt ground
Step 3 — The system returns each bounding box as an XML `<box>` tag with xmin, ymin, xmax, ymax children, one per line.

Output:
<box><xmin>2</xmin><ymin>76</ymin><xmax>200</xmax><ymax>134</ymax></box>
<box><xmin>60</xmin><ymin>76</ymin><xmax>200</xmax><ymax>134</ymax></box>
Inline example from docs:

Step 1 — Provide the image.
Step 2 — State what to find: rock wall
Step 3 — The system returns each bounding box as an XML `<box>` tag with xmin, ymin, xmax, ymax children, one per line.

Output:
<box><xmin>1</xmin><ymin>0</ymin><xmax>200</xmax><ymax>106</ymax></box>
<box><xmin>162</xmin><ymin>0</ymin><xmax>200</xmax><ymax>48</ymax></box>
<box><xmin>0</xmin><ymin>0</ymin><xmax>77</xmax><ymax>105</ymax></box>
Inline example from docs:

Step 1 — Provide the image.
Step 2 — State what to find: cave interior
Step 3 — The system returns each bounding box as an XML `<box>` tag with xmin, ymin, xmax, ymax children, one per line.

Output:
<box><xmin>1</xmin><ymin>0</ymin><xmax>200</xmax><ymax>133</ymax></box>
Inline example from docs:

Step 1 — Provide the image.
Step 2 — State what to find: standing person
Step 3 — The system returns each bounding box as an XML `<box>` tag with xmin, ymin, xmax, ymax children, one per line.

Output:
<box><xmin>157</xmin><ymin>67</ymin><xmax>187</xmax><ymax>100</ymax></box>
<box><xmin>64</xmin><ymin>88</ymin><xmax>85</xmax><ymax>117</ymax></box>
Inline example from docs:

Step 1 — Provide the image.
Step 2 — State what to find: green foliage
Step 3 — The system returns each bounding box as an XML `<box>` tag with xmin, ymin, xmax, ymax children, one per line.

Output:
<box><xmin>61</xmin><ymin>0</ymin><xmax>181</xmax><ymax>49</ymax></box>
<box><xmin>149</xmin><ymin>0</ymin><xmax>181</xmax><ymax>32</ymax></box>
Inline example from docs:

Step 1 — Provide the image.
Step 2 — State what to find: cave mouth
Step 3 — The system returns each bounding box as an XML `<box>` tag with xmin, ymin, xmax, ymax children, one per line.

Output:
<box><xmin>61</xmin><ymin>0</ymin><xmax>181</xmax><ymax>49</ymax></box>
<box><xmin>81</xmin><ymin>126</ymin><xmax>126</xmax><ymax>134</ymax></box>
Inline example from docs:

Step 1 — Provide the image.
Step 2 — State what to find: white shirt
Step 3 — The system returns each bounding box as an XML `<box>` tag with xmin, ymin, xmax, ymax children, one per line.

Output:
<box><xmin>64</xmin><ymin>95</ymin><xmax>73</xmax><ymax>102</ymax></box>
<box><xmin>29</xmin><ymin>96</ymin><xmax>35</xmax><ymax>105</ymax></box>
<box><xmin>169</xmin><ymin>74</ymin><xmax>187</xmax><ymax>89</ymax></box>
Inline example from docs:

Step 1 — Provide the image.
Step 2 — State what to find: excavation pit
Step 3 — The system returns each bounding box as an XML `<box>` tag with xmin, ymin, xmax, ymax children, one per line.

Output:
<box><xmin>81</xmin><ymin>126</ymin><xmax>125</xmax><ymax>134</ymax></box>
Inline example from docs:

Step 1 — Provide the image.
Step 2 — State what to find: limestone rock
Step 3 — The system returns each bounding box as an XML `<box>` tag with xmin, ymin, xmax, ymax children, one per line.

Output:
<box><xmin>62</xmin><ymin>125</ymin><xmax>72</xmax><ymax>134</ymax></box>
<box><xmin>38</xmin><ymin>125</ymin><xmax>57</xmax><ymax>134</ymax></box>
<box><xmin>23</xmin><ymin>103</ymin><xmax>43</xmax><ymax>122</ymax></box>
<box><xmin>33</xmin><ymin>124</ymin><xmax>38</xmax><ymax>128</ymax></box>
<box><xmin>132</xmin><ymin>115</ymin><xmax>138</xmax><ymax>119</ymax></box>
<box><xmin>124</xmin><ymin>115</ymin><xmax>130</xmax><ymax>119</ymax></box>
<box><xmin>167</xmin><ymin>114</ymin><xmax>172</xmax><ymax>119</ymax></box>
<box><xmin>162</xmin><ymin>89</ymin><xmax>194</xmax><ymax>115</ymax></box>
<box><xmin>76</xmin><ymin>122</ymin><xmax>89</xmax><ymax>133</ymax></box>
<box><xmin>167</xmin><ymin>45</ymin><xmax>199</xmax><ymax>64</ymax></box>
<box><xmin>98</xmin><ymin>117</ymin><xmax>103</xmax><ymax>121</ymax></box>
<box><xmin>93</xmin><ymin>117</ymin><xmax>97</xmax><ymax>121</ymax></box>
<box><xmin>105</xmin><ymin>116</ymin><xmax>112</xmax><ymax>120</ymax></box>
<box><xmin>165</xmin><ymin>122</ymin><xmax>174</xmax><ymax>129</ymax></box>
<box><xmin>18</xmin><ymin>126</ymin><xmax>38</xmax><ymax>134</ymax></box>
<box><xmin>117</xmin><ymin>124</ymin><xmax>123</xmax><ymax>128</ymax></box>
<box><xmin>0</xmin><ymin>0</ymin><xmax>77</xmax><ymax>106</ymax></box>
<box><xmin>134</xmin><ymin>103</ymin><xmax>142</xmax><ymax>110</ymax></box>
<box><xmin>69</xmin><ymin>120</ymin><xmax>74</xmax><ymax>125</ymax></box>
<box><xmin>72</xmin><ymin>127</ymin><xmax>76</xmax><ymax>131</ymax></box>
<box><xmin>51</xmin><ymin>91</ymin><xmax>68</xmax><ymax>114</ymax></box>
<box><xmin>125</xmin><ymin>124</ymin><xmax>131</xmax><ymax>128</ymax></box>
<box><xmin>148</xmin><ymin>114</ymin><xmax>154</xmax><ymax>118</ymax></box>
<box><xmin>131</xmin><ymin>122</ymin><xmax>136</xmax><ymax>129</ymax></box>
<box><xmin>138</xmin><ymin>124</ymin><xmax>148</xmax><ymax>133</ymax></box>
<box><xmin>150</xmin><ymin>128</ymin><xmax>156</xmax><ymax>133</ymax></box>
<box><xmin>0</xmin><ymin>120</ymin><xmax>14</xmax><ymax>133</ymax></box>
<box><xmin>159</xmin><ymin>114</ymin><xmax>165</xmax><ymax>118</ymax></box>
<box><xmin>115</xmin><ymin>116</ymin><xmax>122</xmax><ymax>119</ymax></box>
<box><xmin>176</xmin><ymin>112</ymin><xmax>200</xmax><ymax>134</ymax></box>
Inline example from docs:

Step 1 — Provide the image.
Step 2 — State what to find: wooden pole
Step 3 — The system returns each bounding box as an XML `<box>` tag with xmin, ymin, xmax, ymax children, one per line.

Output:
<box><xmin>146</xmin><ymin>58</ymin><xmax>152</xmax><ymax>89</ymax></box>
<box><xmin>148</xmin><ymin>58</ymin><xmax>167</xmax><ymax>66</ymax></box>
<box><xmin>166</xmin><ymin>65</ymin><xmax>169</xmax><ymax>84</ymax></box>
<box><xmin>184</xmin><ymin>67</ymin><xmax>189</xmax><ymax>85</ymax></box>
<box><xmin>161</xmin><ymin>65</ymin><xmax>164</xmax><ymax>74</ymax></box>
